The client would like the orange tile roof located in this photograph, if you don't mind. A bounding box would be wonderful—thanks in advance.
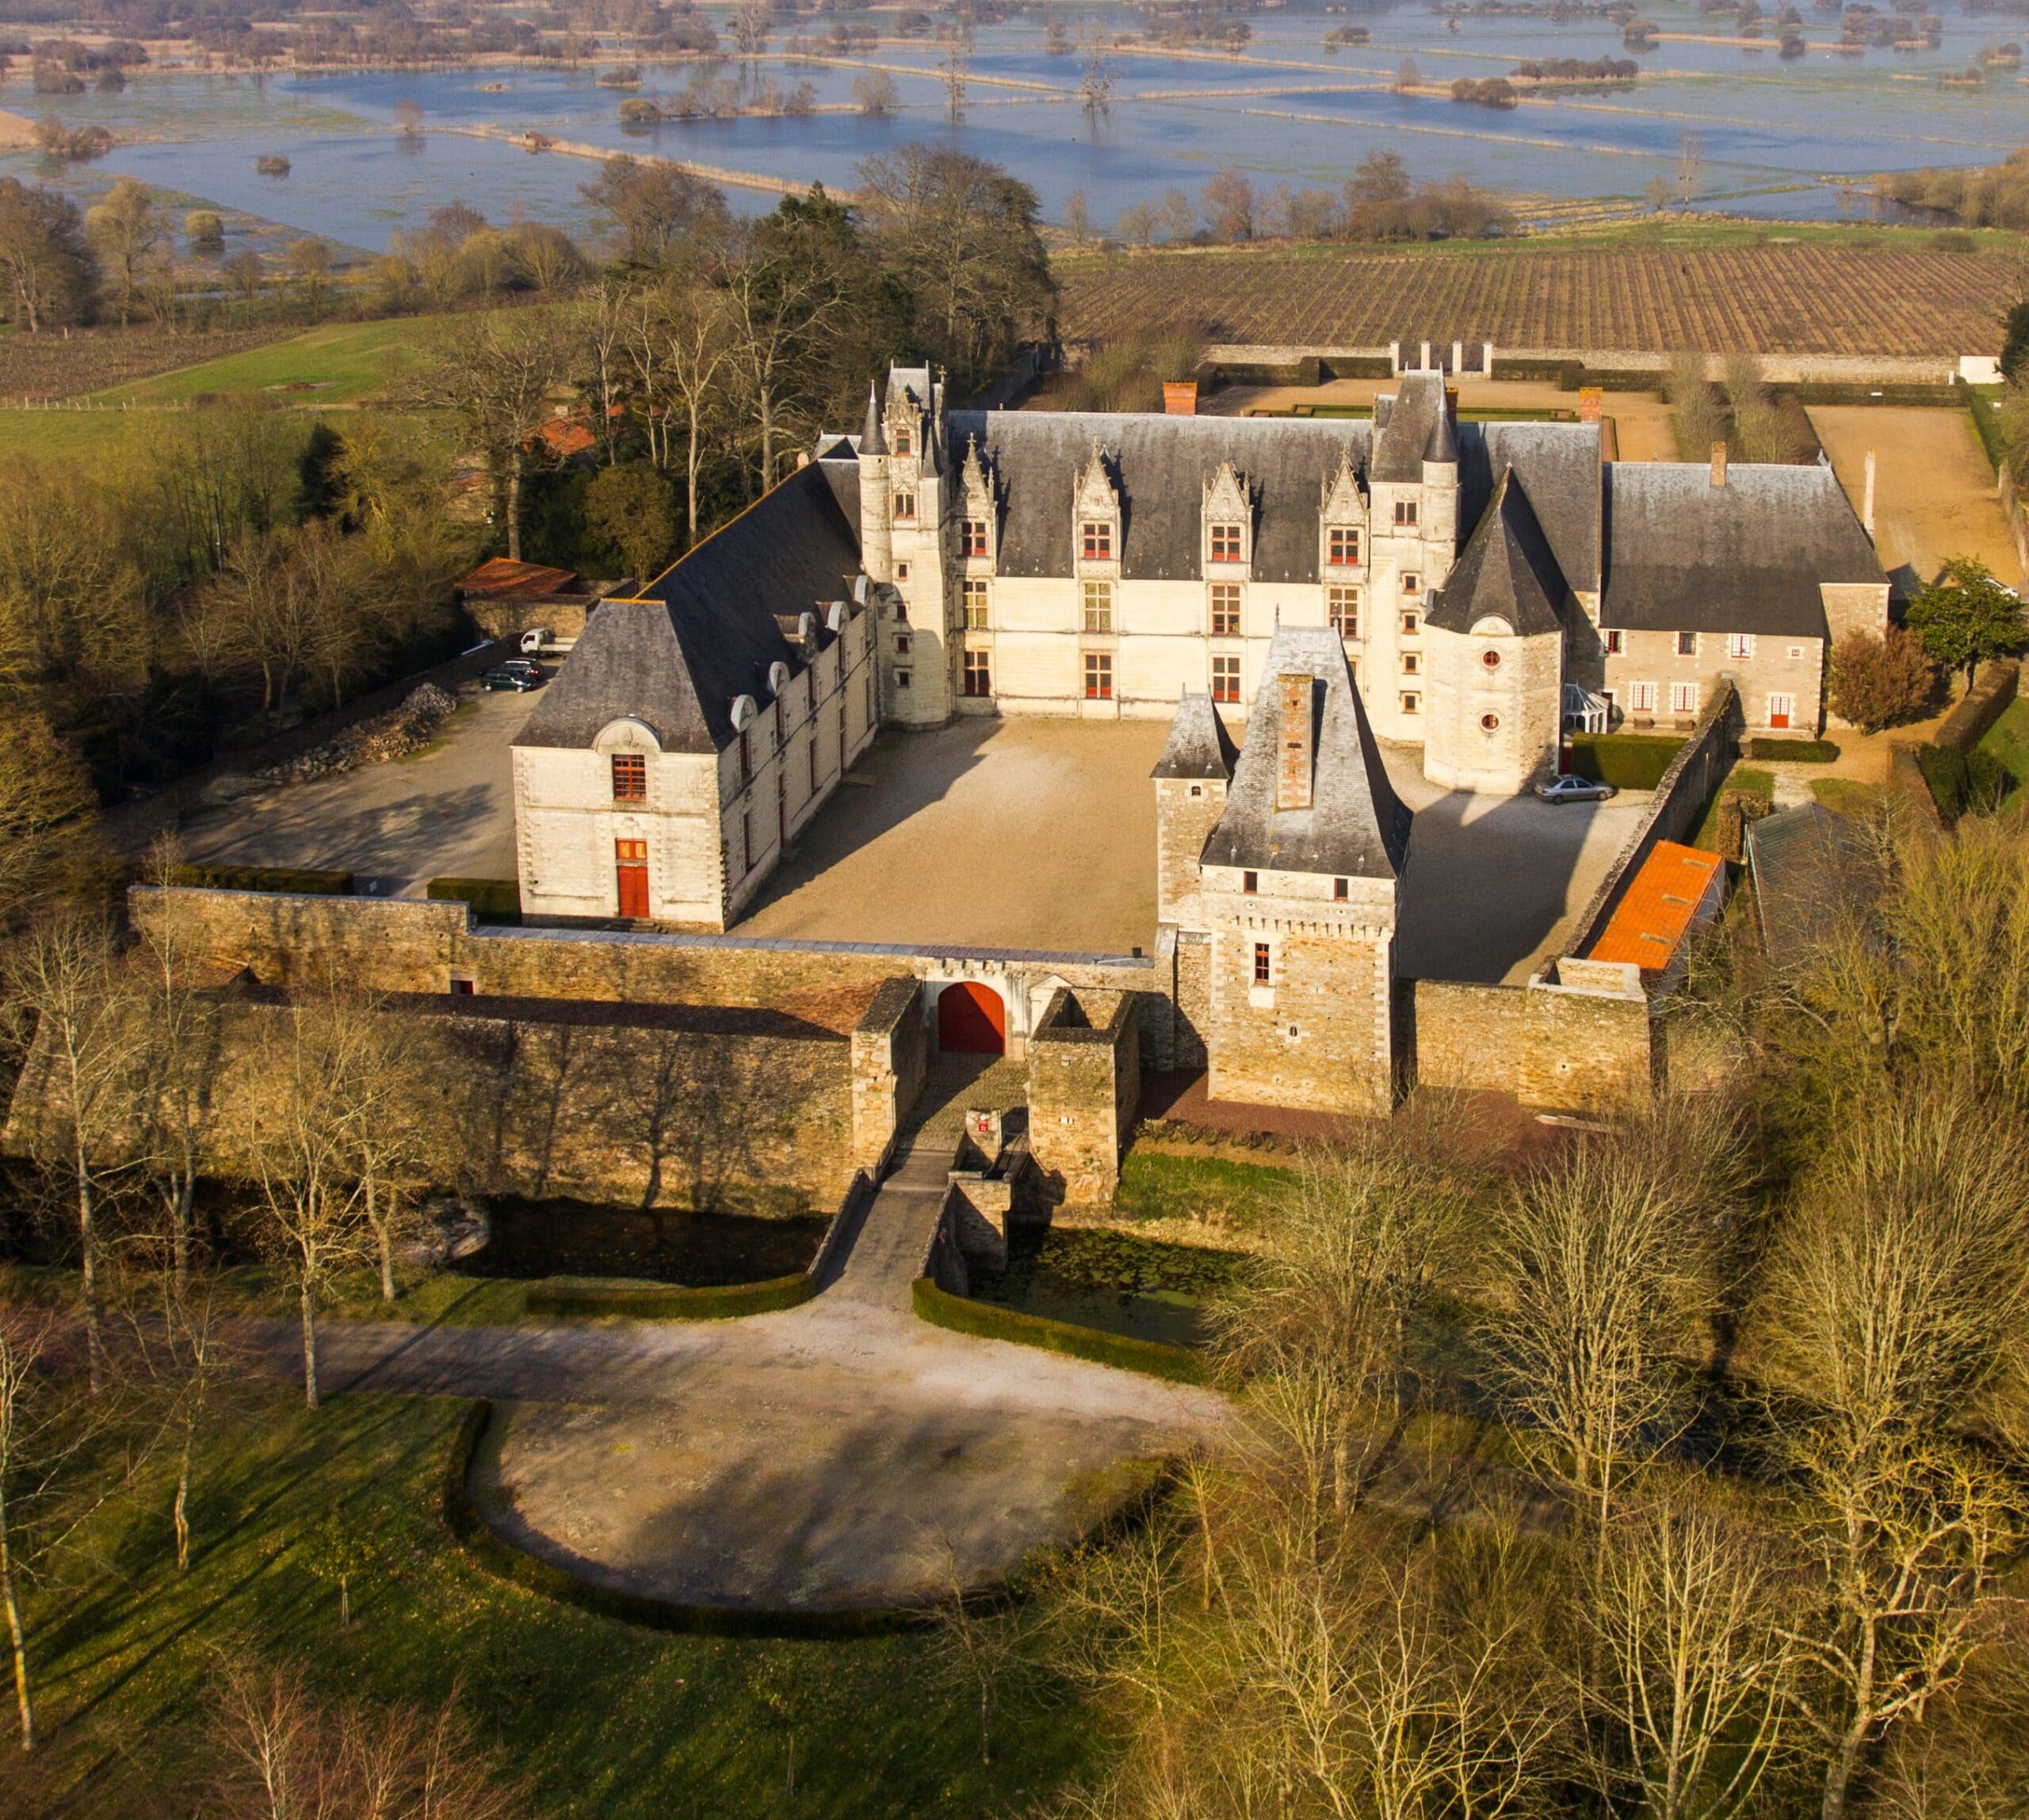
[459,557,579,598]
[529,418,598,458]
[1588,840,1725,975]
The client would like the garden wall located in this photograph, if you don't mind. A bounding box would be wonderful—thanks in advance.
[1411,969,1653,1114]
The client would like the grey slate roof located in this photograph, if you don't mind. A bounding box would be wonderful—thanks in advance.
[1371,372,1451,483]
[1746,801,1878,966]
[1151,691,1240,780]
[1602,463,1882,640]
[516,461,862,755]
[1201,627,1412,881]
[1463,422,1603,595]
[860,383,885,456]
[946,409,1374,584]
[1428,467,1571,637]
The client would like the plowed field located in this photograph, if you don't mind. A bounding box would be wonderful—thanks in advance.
[1056,243,2003,358]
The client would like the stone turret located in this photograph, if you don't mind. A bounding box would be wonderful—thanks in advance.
[1152,692,1239,925]
[858,381,893,584]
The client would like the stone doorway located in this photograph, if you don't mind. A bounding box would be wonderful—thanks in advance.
[936,981,1006,1054]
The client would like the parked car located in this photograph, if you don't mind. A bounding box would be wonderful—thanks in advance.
[480,660,545,692]
[1535,773,1618,804]
[519,628,578,656]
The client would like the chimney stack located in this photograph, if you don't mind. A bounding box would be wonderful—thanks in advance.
[1863,449,1877,536]
[1710,442,1727,488]
[1276,674,1315,812]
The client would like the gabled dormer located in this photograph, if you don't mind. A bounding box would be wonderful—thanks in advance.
[1318,446,1369,576]
[957,435,998,568]
[1202,460,1255,575]
[1073,444,1122,575]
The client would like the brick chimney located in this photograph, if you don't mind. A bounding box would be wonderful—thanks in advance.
[1710,442,1727,488]
[1276,674,1315,812]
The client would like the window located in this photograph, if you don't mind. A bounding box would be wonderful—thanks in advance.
[809,741,818,797]
[1630,680,1657,713]
[738,728,751,784]
[961,518,988,557]
[1728,633,1756,660]
[1189,784,1202,797]
[449,976,474,996]
[1253,941,1271,985]
[739,809,751,877]
[1393,499,1419,527]
[896,669,912,690]
[1400,607,1420,636]
[896,560,910,581]
[1328,586,1360,640]
[1209,521,1244,561]
[1333,877,1348,901]
[892,421,911,456]
[774,695,785,748]
[1401,652,1420,676]
[1787,644,1805,661]
[1481,712,1501,732]
[1083,652,1113,699]
[1212,654,1241,703]
[1676,630,1698,656]
[1243,870,1258,894]
[611,752,646,801]
[963,578,989,629]
[1082,580,1114,633]
[893,491,915,522]
[895,633,911,656]
[1400,691,1420,715]
[1209,583,1241,637]
[1081,520,1113,560]
[1671,681,1700,715]
[1400,573,1421,599]
[964,650,992,697]
[1604,629,1625,655]
[1481,648,1501,670]
[1328,526,1362,567]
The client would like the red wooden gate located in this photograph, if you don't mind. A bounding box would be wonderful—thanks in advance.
[936,981,1005,1054]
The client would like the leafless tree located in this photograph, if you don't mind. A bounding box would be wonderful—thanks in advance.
[1676,130,1706,207]
[645,281,735,543]
[337,1004,446,1307]
[940,26,969,121]
[720,257,841,491]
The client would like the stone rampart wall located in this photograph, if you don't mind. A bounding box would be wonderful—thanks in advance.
[1412,976,1653,1115]
[1028,988,1141,1204]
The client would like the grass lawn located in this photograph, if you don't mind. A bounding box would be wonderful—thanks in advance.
[90,317,433,406]
[21,1390,1100,1818]
[1114,1148,1298,1236]
[0,408,151,462]
[1976,697,2029,784]
[1689,766,1776,851]
[1810,776,1890,818]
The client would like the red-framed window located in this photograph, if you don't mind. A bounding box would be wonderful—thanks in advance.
[1083,652,1112,699]
[610,752,646,801]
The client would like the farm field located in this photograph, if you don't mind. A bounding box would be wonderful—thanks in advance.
[1056,239,2008,357]
[0,323,304,402]
[92,316,432,405]
[0,409,154,462]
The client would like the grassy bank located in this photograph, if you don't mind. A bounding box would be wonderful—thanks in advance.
[90,317,428,406]
[1113,1148,1299,1236]
[21,1390,1099,1817]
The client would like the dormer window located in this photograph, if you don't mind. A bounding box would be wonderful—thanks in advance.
[1328,526,1362,567]
[1209,522,1244,561]
[893,491,916,522]
[961,518,988,557]
[1394,499,1420,528]
[1081,520,1113,560]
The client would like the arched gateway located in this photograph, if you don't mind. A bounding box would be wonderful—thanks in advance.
[935,981,1006,1054]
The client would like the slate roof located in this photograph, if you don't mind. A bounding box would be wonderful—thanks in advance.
[1428,467,1570,637]
[1746,801,1878,965]
[1465,422,1603,595]
[1601,463,1882,639]
[516,462,862,755]
[1201,627,1412,881]
[946,409,1374,583]
[1371,371,1453,482]
[1151,692,1240,780]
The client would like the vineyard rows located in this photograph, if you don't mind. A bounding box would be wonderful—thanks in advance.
[1056,244,2002,358]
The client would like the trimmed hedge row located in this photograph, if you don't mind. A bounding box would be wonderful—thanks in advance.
[166,863,355,895]
[523,1272,815,1321]
[427,876,523,923]
[1966,385,2008,476]
[441,1401,924,1637]
[1567,732,1687,790]
[911,1277,1209,1386]
[1745,738,1840,763]
[1914,743,2013,820]
[1935,660,2019,752]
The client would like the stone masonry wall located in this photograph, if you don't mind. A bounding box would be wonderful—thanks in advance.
[1412,975,1653,1114]
[1027,987,1141,1204]
[850,977,927,1173]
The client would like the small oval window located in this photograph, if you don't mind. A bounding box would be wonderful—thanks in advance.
[1482,648,1502,670]
[1481,713,1501,732]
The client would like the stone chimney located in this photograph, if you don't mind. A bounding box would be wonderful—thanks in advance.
[1863,448,1877,536]
[1276,674,1315,812]
[1163,380,1198,416]
[1709,442,1727,488]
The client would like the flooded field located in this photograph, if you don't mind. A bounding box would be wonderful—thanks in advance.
[2,0,2023,247]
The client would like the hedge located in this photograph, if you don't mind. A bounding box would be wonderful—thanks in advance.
[1914,743,2013,820]
[1567,732,1687,790]
[166,863,354,896]
[911,1277,1209,1386]
[1966,384,2007,476]
[427,876,522,923]
[441,1401,925,1637]
[1745,738,1840,763]
[523,1272,815,1321]
[1934,660,2019,752]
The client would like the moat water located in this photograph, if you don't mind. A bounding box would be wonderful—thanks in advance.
[2,0,2019,250]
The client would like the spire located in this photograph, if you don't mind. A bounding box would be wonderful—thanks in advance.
[862,381,886,457]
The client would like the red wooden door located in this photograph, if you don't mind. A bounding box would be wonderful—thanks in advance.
[615,839,649,919]
[936,981,1005,1054]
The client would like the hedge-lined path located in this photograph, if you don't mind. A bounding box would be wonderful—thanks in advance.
[246,1177,1225,1611]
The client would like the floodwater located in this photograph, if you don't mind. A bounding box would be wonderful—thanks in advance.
[2,0,2023,249]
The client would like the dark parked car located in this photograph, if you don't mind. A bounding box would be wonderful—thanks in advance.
[1534,773,1618,805]
[480,660,545,692]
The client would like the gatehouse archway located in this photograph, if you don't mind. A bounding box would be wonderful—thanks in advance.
[936,981,1006,1055]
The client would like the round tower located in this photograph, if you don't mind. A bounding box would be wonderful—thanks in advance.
[856,380,893,584]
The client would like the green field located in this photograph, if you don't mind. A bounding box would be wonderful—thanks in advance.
[1977,697,2029,784]
[23,1390,1096,1818]
[0,408,153,462]
[90,317,430,406]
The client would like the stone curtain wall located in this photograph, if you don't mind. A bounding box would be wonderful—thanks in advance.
[850,977,927,1175]
[5,991,856,1214]
[1028,988,1141,1204]
[1412,974,1653,1115]
[1564,680,1744,963]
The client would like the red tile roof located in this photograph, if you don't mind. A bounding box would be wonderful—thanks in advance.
[529,419,598,459]
[459,557,579,598]
[1588,840,1725,975]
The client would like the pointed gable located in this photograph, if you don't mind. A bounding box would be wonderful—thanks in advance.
[1202,457,1254,525]
[1319,447,1368,524]
[1427,466,1569,637]
[1202,627,1412,880]
[1152,691,1239,780]
[960,434,996,516]
[1074,444,1121,528]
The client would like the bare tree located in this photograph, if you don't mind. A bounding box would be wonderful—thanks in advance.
[1676,130,1706,207]
[853,68,898,114]
[720,256,841,491]
[134,834,218,1285]
[338,1004,446,1307]
[651,281,736,544]
[940,26,969,122]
